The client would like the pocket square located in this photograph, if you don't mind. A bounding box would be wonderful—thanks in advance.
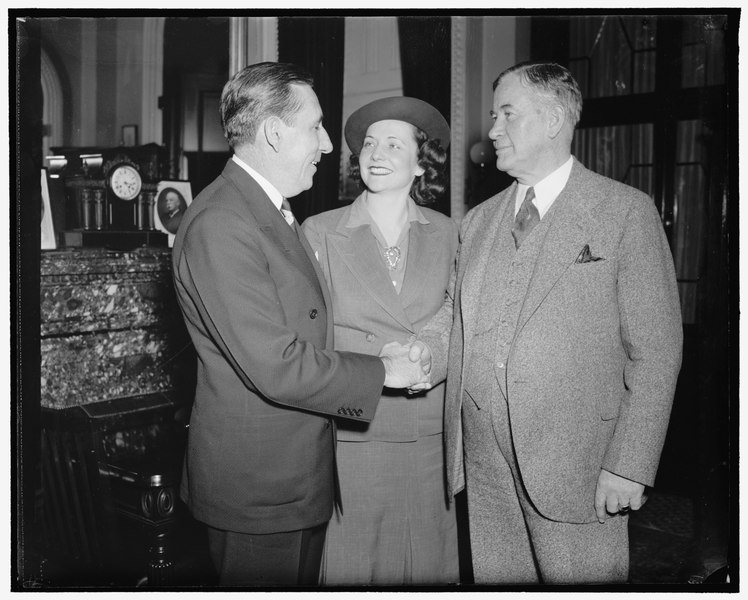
[576,244,604,263]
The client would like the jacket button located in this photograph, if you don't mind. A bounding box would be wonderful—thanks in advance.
[366,333,375,342]
[309,309,318,319]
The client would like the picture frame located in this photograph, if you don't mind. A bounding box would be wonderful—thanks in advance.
[40,168,57,249]
[121,124,138,147]
[153,180,192,246]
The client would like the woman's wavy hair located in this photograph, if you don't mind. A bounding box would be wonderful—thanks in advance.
[348,126,448,206]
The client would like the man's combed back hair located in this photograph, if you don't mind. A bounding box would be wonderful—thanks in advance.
[493,62,583,129]
[220,61,315,149]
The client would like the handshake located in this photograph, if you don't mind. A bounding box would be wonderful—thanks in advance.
[379,341,433,391]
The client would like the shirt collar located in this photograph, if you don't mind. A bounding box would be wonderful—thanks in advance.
[345,193,431,229]
[232,155,285,211]
[515,155,574,219]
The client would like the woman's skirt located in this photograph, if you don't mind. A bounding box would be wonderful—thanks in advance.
[320,433,459,586]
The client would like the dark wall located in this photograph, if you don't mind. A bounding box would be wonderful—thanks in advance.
[278,17,345,223]
[162,16,230,188]
[14,16,43,589]
[398,16,453,216]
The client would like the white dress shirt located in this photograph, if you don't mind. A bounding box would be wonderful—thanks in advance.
[514,155,574,219]
[232,155,286,213]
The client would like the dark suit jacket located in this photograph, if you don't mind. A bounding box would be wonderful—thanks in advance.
[302,197,459,441]
[420,158,683,524]
[172,159,385,534]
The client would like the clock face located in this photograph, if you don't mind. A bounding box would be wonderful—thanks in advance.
[109,164,142,201]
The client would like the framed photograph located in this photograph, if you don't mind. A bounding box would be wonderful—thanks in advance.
[40,168,57,249]
[121,124,138,147]
[154,180,192,246]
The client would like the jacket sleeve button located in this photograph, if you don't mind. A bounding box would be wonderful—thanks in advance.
[309,308,318,319]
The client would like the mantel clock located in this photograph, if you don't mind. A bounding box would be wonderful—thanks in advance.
[107,161,143,202]
[52,145,169,250]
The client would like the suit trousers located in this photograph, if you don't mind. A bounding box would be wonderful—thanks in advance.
[462,392,629,584]
[207,523,327,587]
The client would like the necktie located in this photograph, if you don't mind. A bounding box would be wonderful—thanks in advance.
[280,198,295,227]
[512,187,539,249]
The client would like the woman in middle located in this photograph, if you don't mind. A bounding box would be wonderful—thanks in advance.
[302,96,459,586]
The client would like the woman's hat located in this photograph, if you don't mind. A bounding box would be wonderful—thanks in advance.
[344,96,450,155]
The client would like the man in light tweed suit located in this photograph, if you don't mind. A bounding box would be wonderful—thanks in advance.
[410,62,682,583]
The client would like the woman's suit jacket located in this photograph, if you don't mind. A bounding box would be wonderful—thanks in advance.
[302,196,459,441]
[421,158,683,524]
[172,160,385,535]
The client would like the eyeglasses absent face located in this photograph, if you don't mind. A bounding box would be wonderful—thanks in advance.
[359,119,424,196]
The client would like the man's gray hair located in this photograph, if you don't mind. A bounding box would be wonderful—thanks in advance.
[493,62,583,129]
[220,61,315,149]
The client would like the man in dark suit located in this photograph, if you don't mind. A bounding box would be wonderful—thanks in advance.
[411,62,683,583]
[172,62,425,587]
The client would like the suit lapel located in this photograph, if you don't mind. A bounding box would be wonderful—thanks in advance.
[515,161,600,335]
[329,218,415,332]
[461,186,517,337]
[296,221,335,344]
[262,217,327,301]
[398,220,437,314]
[222,160,325,301]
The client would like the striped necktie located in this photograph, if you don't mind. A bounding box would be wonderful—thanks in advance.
[280,198,295,227]
[512,187,539,249]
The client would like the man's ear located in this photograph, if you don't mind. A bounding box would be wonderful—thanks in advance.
[547,104,566,139]
[263,116,283,152]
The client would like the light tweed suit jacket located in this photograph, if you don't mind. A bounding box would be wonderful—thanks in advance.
[420,158,683,524]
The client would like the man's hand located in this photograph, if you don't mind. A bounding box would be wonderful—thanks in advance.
[594,469,647,523]
[406,341,433,392]
[379,342,431,389]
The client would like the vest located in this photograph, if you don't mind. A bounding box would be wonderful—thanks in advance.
[464,193,561,403]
